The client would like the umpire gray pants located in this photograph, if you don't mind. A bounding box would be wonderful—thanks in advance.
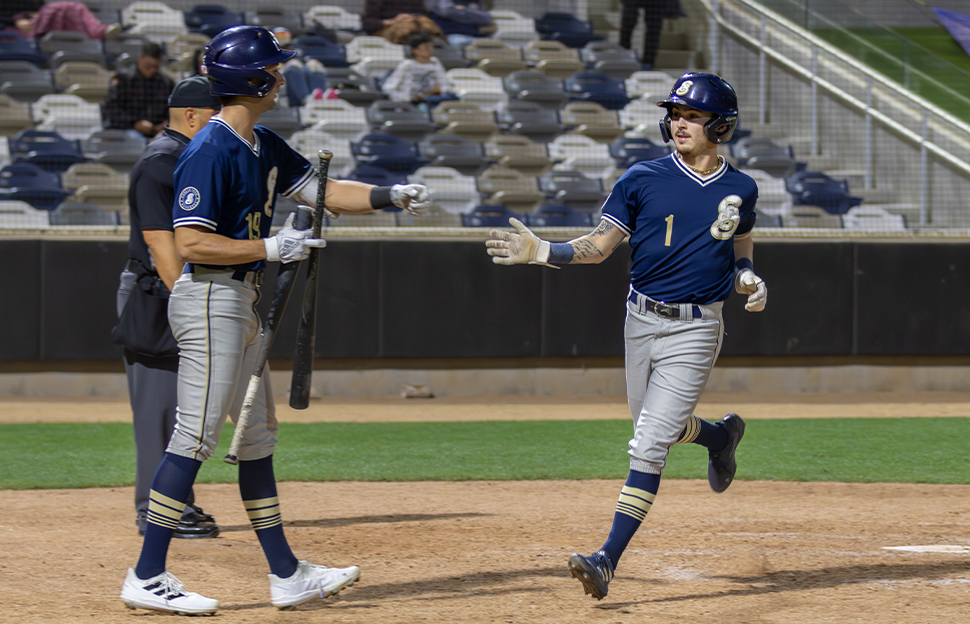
[118,271,195,521]
[624,294,724,475]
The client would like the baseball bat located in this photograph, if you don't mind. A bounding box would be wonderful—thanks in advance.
[223,205,315,465]
[288,150,332,410]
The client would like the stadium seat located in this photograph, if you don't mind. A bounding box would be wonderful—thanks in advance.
[9,130,87,172]
[0,61,55,102]
[781,205,843,228]
[81,130,147,170]
[563,71,630,110]
[346,36,404,78]
[351,134,428,172]
[785,169,863,215]
[754,214,782,228]
[432,101,499,142]
[49,201,120,226]
[366,100,436,142]
[483,135,552,176]
[742,168,792,218]
[580,42,640,80]
[534,13,601,49]
[39,31,106,69]
[32,94,103,141]
[463,40,528,78]
[432,39,472,71]
[445,68,508,112]
[609,137,670,167]
[495,99,564,143]
[417,134,490,176]
[461,203,521,227]
[522,40,583,79]
[255,106,303,140]
[0,31,46,65]
[321,67,385,107]
[624,71,674,98]
[548,134,614,179]
[61,162,130,212]
[730,137,798,178]
[489,10,538,49]
[245,7,304,34]
[559,102,624,143]
[525,203,593,227]
[618,96,664,131]
[184,5,245,37]
[502,70,567,108]
[842,206,906,230]
[408,166,479,214]
[0,162,73,210]
[303,5,363,32]
[105,34,152,70]
[287,128,353,176]
[0,199,50,228]
[0,95,34,137]
[121,1,189,40]
[301,98,368,140]
[347,164,407,186]
[291,36,348,68]
[477,166,544,213]
[538,170,606,212]
[54,62,113,103]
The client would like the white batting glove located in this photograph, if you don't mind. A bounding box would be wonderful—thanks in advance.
[264,212,327,263]
[485,217,558,269]
[735,268,767,312]
[390,183,431,215]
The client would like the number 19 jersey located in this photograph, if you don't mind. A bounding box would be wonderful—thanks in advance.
[601,153,759,305]
[172,117,314,272]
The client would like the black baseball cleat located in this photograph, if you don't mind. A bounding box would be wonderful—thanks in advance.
[708,413,746,493]
[138,506,220,539]
[568,550,614,600]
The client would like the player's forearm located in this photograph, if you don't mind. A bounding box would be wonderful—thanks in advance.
[295,178,375,214]
[733,235,753,263]
[551,218,627,265]
[174,226,268,265]
[143,229,184,291]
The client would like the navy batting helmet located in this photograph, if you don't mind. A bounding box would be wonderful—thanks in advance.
[202,25,296,98]
[657,73,739,144]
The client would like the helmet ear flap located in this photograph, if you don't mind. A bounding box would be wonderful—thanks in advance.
[659,113,672,143]
[703,113,738,144]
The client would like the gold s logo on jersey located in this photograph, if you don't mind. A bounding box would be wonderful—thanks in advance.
[710,195,741,240]
[676,81,693,95]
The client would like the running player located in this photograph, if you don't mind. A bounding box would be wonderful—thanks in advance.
[120,25,430,615]
[485,73,767,601]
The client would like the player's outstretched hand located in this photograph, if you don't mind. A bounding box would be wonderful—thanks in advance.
[265,212,327,264]
[485,218,558,268]
[391,184,431,215]
[735,268,767,312]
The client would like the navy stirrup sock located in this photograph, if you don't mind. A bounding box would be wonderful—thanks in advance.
[135,453,202,579]
[239,455,298,579]
[677,414,729,451]
[600,470,661,570]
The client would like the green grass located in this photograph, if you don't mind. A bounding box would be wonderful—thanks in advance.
[1,419,968,490]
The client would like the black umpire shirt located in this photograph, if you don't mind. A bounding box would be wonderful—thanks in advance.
[104,66,174,130]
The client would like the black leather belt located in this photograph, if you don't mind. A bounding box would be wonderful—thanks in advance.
[628,289,703,320]
[183,264,264,287]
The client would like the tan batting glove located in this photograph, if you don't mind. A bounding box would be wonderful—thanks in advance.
[735,268,767,312]
[485,217,558,269]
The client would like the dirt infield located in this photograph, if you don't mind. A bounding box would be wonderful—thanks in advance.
[2,394,969,623]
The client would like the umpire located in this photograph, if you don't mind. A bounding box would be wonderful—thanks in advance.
[114,76,221,539]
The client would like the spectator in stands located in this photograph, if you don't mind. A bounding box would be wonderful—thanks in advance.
[10,1,121,40]
[1,0,41,33]
[272,27,328,107]
[104,42,175,138]
[362,0,444,44]
[382,33,448,106]
[619,0,683,69]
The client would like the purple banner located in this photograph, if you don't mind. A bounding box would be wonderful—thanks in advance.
[935,7,970,58]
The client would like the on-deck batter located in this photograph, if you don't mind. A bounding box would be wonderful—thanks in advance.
[119,25,431,616]
[485,72,768,601]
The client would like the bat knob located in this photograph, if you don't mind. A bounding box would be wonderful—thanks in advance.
[223,454,239,465]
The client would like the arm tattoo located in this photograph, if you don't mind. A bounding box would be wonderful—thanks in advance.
[567,219,620,263]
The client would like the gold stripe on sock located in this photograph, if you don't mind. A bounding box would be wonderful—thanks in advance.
[244,497,283,530]
[244,496,279,511]
[615,485,655,521]
[675,415,702,444]
[251,513,282,530]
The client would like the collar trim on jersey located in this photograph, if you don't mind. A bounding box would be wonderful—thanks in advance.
[671,152,727,186]
[211,117,260,156]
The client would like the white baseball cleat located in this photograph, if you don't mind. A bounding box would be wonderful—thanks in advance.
[120,568,219,615]
[269,560,361,609]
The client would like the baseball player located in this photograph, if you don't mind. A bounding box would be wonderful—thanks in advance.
[485,73,767,601]
[116,75,221,541]
[120,25,431,616]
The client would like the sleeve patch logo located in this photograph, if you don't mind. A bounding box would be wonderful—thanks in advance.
[179,187,201,211]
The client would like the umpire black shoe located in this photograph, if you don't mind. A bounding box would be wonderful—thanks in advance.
[137,507,220,539]
[708,413,745,493]
[568,550,614,600]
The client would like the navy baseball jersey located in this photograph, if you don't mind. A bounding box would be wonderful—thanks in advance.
[173,117,314,271]
[602,153,758,304]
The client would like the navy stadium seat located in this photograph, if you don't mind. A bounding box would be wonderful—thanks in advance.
[351,134,428,172]
[0,31,46,65]
[503,70,567,108]
[184,5,245,37]
[534,13,601,49]
[0,162,73,210]
[461,204,521,227]
[10,130,87,173]
[496,100,564,143]
[366,100,436,142]
[291,36,348,68]
[785,169,863,215]
[417,134,490,176]
[609,137,670,168]
[525,204,593,227]
[347,164,408,186]
[563,71,629,110]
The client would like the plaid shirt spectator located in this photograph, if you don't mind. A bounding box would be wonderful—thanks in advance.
[104,44,174,134]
